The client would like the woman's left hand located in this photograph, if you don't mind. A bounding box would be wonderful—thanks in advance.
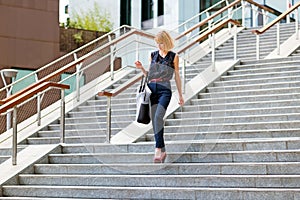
[178,95,184,106]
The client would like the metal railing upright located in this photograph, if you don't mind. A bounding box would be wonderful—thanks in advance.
[252,1,300,59]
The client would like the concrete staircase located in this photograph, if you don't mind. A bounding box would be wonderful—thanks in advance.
[189,22,297,72]
[1,22,300,199]
[18,22,298,147]
[2,56,300,199]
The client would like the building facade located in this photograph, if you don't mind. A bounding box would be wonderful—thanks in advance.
[61,0,300,31]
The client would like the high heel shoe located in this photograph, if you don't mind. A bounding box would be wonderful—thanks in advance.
[153,152,167,163]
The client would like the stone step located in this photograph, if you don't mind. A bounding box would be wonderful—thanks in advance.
[67,108,136,117]
[61,137,300,154]
[186,99,300,110]
[37,128,113,136]
[0,155,11,164]
[228,65,300,76]
[220,69,300,81]
[174,106,300,118]
[164,120,300,133]
[146,129,300,141]
[2,185,300,199]
[47,120,131,131]
[26,136,107,145]
[17,174,300,188]
[166,113,300,125]
[47,149,300,164]
[234,60,300,70]
[0,197,103,200]
[33,162,300,175]
[213,75,300,87]
[76,102,136,111]
[192,93,300,105]
[199,87,300,98]
[62,114,135,124]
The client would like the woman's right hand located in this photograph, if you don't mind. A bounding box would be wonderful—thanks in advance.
[135,61,143,69]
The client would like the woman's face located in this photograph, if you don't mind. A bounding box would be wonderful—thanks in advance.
[156,42,165,51]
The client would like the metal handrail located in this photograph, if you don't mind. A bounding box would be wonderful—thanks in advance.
[252,1,300,59]
[0,82,70,165]
[98,72,144,142]
[177,19,240,54]
[172,0,229,33]
[0,0,280,162]
[175,0,274,41]
[0,25,136,95]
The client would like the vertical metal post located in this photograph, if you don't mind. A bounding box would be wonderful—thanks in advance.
[287,0,291,23]
[110,45,115,81]
[208,20,212,48]
[256,34,260,60]
[296,9,299,40]
[5,79,13,131]
[12,107,17,165]
[182,55,186,94]
[277,23,280,55]
[262,10,268,26]
[228,7,232,31]
[37,93,41,126]
[60,89,66,144]
[76,63,82,102]
[211,33,216,72]
[136,35,140,61]
[6,92,11,130]
[106,96,112,143]
[233,25,237,60]
[108,34,115,81]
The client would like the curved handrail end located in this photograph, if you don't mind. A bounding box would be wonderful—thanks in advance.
[98,91,113,97]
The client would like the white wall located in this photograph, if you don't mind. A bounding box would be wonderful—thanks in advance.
[59,0,70,24]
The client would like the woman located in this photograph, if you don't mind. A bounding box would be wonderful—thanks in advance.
[135,30,184,163]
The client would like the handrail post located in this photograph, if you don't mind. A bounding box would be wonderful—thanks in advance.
[110,45,116,81]
[37,93,41,126]
[136,35,140,61]
[234,24,237,60]
[12,106,17,165]
[73,53,83,102]
[182,54,186,94]
[60,88,66,144]
[277,23,280,55]
[256,34,260,60]
[108,34,116,81]
[296,9,299,40]
[211,32,216,72]
[76,62,83,102]
[208,19,212,48]
[262,10,268,26]
[106,96,112,143]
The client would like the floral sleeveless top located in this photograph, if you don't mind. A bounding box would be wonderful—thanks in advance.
[148,50,176,82]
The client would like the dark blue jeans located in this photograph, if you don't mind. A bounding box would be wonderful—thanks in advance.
[148,81,172,152]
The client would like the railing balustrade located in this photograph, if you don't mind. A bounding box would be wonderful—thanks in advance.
[0,82,70,165]
[252,1,300,59]
[0,0,289,163]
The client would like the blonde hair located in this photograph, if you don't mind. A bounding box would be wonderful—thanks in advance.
[154,30,174,51]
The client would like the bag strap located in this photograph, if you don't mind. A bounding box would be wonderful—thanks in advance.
[139,74,148,93]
